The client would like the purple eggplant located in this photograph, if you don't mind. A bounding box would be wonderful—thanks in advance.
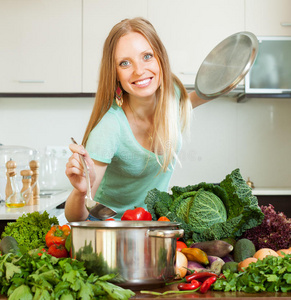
[190,240,233,257]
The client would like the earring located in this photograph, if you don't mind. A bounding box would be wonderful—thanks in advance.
[115,84,123,107]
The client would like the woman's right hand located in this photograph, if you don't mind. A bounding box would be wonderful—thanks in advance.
[65,143,96,194]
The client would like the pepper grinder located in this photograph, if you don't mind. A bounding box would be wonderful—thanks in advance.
[20,169,33,205]
[5,160,17,202]
[29,160,40,205]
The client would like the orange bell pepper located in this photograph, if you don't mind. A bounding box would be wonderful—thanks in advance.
[45,224,71,248]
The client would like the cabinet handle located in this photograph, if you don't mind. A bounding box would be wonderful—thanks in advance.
[280,22,291,27]
[18,80,45,83]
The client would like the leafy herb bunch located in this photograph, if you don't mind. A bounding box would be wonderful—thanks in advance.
[1,211,59,253]
[0,252,135,299]
[214,254,291,293]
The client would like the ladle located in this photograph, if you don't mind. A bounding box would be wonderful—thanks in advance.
[71,137,117,220]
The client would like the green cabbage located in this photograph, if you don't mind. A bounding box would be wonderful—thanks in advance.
[145,168,264,242]
[174,190,227,232]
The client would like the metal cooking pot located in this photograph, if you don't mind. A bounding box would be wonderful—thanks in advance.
[69,221,184,289]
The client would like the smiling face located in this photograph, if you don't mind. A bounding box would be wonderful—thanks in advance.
[115,32,161,102]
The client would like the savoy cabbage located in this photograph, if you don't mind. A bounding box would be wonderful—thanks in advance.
[144,168,264,242]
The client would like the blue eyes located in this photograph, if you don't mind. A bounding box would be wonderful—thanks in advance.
[120,61,130,67]
[144,53,153,60]
[119,53,153,67]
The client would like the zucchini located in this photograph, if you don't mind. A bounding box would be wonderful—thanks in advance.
[0,236,22,256]
[190,240,233,257]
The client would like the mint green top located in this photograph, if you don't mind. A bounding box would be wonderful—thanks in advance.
[86,101,182,219]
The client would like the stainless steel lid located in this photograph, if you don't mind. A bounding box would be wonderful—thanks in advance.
[195,31,259,100]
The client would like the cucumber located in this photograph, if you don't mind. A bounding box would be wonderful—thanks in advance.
[233,238,256,262]
[190,240,233,257]
[0,236,22,256]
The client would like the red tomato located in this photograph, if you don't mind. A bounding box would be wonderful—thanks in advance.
[105,218,115,221]
[176,241,187,252]
[48,244,69,258]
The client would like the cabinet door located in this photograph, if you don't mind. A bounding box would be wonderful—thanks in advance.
[148,0,245,86]
[0,0,82,93]
[245,0,291,36]
[82,0,148,93]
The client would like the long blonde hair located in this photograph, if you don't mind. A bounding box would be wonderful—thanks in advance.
[82,17,191,172]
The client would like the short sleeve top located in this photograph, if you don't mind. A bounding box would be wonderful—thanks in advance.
[86,97,182,219]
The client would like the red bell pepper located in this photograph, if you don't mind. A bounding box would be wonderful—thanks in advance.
[45,224,71,248]
[121,207,152,221]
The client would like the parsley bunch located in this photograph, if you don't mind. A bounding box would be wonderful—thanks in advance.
[0,252,135,299]
[213,254,291,293]
[1,211,59,253]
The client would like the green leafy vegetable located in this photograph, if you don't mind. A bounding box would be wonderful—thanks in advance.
[1,211,59,253]
[145,168,264,241]
[242,204,291,251]
[213,254,291,293]
[0,252,135,299]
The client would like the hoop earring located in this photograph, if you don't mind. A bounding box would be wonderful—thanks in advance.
[115,84,123,107]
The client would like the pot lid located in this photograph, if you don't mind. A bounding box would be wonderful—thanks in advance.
[195,31,259,100]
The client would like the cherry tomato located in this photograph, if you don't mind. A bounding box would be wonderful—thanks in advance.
[105,218,115,221]
[176,240,187,252]
[157,216,170,221]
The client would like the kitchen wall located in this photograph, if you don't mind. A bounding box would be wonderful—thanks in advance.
[1,95,291,189]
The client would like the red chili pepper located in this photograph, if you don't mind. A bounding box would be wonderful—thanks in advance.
[45,225,71,248]
[121,207,152,221]
[37,248,47,256]
[199,276,217,294]
[185,271,218,283]
[178,279,201,291]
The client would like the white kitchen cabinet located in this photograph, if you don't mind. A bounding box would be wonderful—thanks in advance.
[147,0,245,86]
[82,0,148,93]
[0,0,82,93]
[245,0,291,36]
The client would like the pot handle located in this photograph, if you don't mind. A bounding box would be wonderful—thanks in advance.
[146,229,184,238]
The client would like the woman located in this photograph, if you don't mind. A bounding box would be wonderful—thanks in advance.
[65,17,209,221]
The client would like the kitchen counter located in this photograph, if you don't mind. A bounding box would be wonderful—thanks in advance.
[0,189,70,220]
[0,189,71,234]
[133,291,291,299]
[252,188,291,196]
[0,283,290,300]
[131,284,291,299]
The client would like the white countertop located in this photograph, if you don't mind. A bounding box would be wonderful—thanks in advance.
[0,190,71,220]
[252,188,291,196]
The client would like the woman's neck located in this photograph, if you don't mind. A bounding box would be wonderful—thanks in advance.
[124,93,156,121]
